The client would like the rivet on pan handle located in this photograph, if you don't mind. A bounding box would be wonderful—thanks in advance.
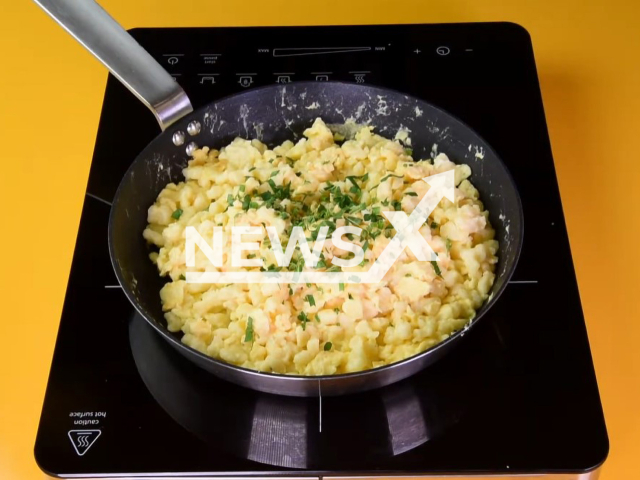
[33,0,193,131]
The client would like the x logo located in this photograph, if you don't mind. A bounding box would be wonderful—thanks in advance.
[364,170,455,283]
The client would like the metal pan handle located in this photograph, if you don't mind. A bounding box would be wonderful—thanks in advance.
[34,0,193,131]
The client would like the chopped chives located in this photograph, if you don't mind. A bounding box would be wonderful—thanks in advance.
[431,261,442,277]
[244,317,254,342]
[297,312,309,330]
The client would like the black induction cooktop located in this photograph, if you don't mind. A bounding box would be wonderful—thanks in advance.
[34,23,608,479]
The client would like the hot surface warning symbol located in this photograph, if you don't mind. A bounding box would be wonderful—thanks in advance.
[68,429,101,456]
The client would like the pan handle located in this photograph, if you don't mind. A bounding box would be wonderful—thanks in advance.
[34,0,193,131]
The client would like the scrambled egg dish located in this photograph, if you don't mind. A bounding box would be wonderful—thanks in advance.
[143,118,498,375]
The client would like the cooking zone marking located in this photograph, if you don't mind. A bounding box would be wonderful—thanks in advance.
[85,192,112,206]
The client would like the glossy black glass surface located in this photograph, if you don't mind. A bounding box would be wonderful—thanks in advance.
[35,23,608,478]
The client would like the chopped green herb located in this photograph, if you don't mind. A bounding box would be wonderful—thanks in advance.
[297,312,309,330]
[339,283,344,291]
[324,342,333,351]
[239,185,246,192]
[348,293,353,300]
[289,286,294,296]
[179,274,186,280]
[445,238,452,252]
[431,260,442,277]
[404,148,413,156]
[171,208,183,220]
[381,173,403,183]
[227,194,234,204]
[431,221,439,229]
[244,317,254,342]
[405,191,418,197]
[270,170,279,178]
[333,132,346,141]
[248,167,256,172]
[347,176,361,192]
[247,254,256,259]
[306,294,316,307]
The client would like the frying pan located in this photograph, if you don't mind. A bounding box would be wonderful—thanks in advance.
[36,0,523,396]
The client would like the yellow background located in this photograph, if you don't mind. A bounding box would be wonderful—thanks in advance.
[1,0,638,478]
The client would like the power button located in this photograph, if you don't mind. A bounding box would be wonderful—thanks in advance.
[436,46,451,56]
[162,54,184,66]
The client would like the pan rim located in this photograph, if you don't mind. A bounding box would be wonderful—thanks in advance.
[108,80,524,386]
